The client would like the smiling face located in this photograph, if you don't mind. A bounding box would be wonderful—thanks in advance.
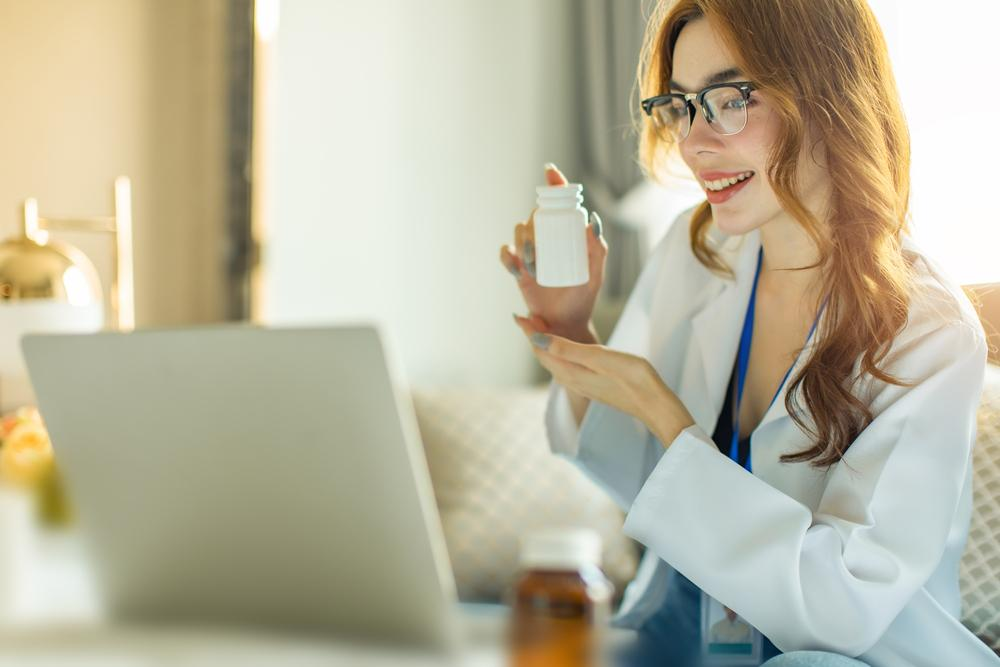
[670,17,831,237]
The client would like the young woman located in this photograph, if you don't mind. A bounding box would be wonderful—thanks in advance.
[499,1,997,666]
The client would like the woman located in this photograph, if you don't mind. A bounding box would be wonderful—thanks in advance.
[499,1,997,666]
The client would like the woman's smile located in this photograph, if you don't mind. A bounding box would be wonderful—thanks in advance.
[700,170,756,204]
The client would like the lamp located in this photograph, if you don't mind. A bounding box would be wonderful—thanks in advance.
[0,177,134,412]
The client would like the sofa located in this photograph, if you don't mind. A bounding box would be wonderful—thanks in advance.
[410,364,1000,656]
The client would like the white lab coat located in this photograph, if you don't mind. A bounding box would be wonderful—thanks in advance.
[545,205,999,666]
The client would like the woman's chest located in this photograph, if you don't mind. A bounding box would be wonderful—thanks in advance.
[738,291,818,438]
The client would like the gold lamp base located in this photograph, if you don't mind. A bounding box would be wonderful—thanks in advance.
[0,177,133,412]
[2,176,135,330]
[0,236,102,306]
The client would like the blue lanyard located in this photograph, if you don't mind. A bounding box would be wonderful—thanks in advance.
[730,248,825,472]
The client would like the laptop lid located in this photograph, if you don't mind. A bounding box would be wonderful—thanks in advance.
[21,323,459,650]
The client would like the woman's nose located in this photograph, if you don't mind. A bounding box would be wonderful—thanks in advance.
[681,106,724,156]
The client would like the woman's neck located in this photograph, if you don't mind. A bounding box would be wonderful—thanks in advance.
[760,216,819,271]
[757,213,826,306]
[758,175,833,290]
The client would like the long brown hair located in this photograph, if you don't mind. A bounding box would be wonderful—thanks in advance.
[636,0,913,468]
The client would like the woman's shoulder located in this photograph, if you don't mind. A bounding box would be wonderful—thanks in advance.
[901,236,984,343]
[854,238,986,412]
[866,237,989,393]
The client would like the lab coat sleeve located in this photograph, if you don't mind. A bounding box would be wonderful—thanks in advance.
[544,380,663,512]
[620,320,987,656]
[542,213,690,511]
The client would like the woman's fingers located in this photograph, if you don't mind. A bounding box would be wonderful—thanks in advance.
[500,245,521,278]
[545,162,568,186]
[587,211,608,284]
[589,211,606,248]
[514,222,526,260]
[513,313,592,382]
[513,312,550,333]
[528,313,550,332]
[500,245,523,279]
[520,213,536,279]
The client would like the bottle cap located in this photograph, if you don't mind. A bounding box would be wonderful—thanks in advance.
[519,528,602,571]
[536,183,584,210]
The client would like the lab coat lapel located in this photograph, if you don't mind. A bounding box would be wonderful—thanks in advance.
[681,229,761,434]
[755,301,827,435]
[750,313,829,507]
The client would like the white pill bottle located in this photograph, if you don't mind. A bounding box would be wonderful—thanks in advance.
[534,183,590,287]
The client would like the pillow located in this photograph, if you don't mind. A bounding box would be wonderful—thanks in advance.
[410,385,639,604]
[960,363,1000,652]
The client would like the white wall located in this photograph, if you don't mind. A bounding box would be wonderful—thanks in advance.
[867,0,1000,285]
[262,0,583,386]
[0,0,228,327]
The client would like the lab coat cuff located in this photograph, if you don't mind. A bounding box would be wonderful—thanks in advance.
[544,381,583,458]
[669,423,717,450]
[622,424,737,544]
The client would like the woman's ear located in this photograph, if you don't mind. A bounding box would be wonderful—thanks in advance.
[804,119,830,171]
[809,139,830,172]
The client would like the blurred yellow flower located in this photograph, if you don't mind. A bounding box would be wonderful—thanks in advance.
[0,420,54,487]
[15,406,41,422]
[1,406,43,440]
[0,415,17,439]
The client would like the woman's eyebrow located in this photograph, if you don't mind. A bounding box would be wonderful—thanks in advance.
[668,67,743,93]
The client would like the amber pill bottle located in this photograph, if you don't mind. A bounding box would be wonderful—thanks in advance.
[507,528,614,667]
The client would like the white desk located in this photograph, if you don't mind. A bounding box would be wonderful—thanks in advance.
[0,529,634,666]
[0,528,509,666]
[0,623,508,666]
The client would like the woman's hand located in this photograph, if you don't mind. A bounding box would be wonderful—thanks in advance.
[499,163,608,341]
[513,317,696,448]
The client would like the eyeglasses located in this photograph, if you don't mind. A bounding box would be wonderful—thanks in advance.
[641,81,757,141]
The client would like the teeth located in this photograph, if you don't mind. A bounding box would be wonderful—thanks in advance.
[705,171,754,192]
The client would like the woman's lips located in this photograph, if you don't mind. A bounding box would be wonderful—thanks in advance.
[704,173,754,204]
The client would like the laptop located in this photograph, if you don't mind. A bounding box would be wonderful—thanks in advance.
[21,323,484,655]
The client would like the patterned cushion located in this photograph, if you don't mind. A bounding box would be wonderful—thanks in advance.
[961,364,1000,652]
[410,385,639,603]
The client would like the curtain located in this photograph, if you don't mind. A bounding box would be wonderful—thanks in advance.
[572,0,703,338]
[573,0,648,302]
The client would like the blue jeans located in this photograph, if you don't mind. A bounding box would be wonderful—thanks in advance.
[612,570,869,667]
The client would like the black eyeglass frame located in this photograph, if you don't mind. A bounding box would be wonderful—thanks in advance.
[640,81,757,138]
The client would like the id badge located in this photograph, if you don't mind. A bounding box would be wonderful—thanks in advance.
[700,590,763,666]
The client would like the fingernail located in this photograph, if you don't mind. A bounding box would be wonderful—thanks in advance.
[530,333,551,350]
[590,211,603,240]
[508,264,522,279]
[544,162,557,172]
[512,313,520,324]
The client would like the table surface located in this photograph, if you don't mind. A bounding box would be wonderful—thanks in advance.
[0,623,508,666]
[0,527,633,666]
